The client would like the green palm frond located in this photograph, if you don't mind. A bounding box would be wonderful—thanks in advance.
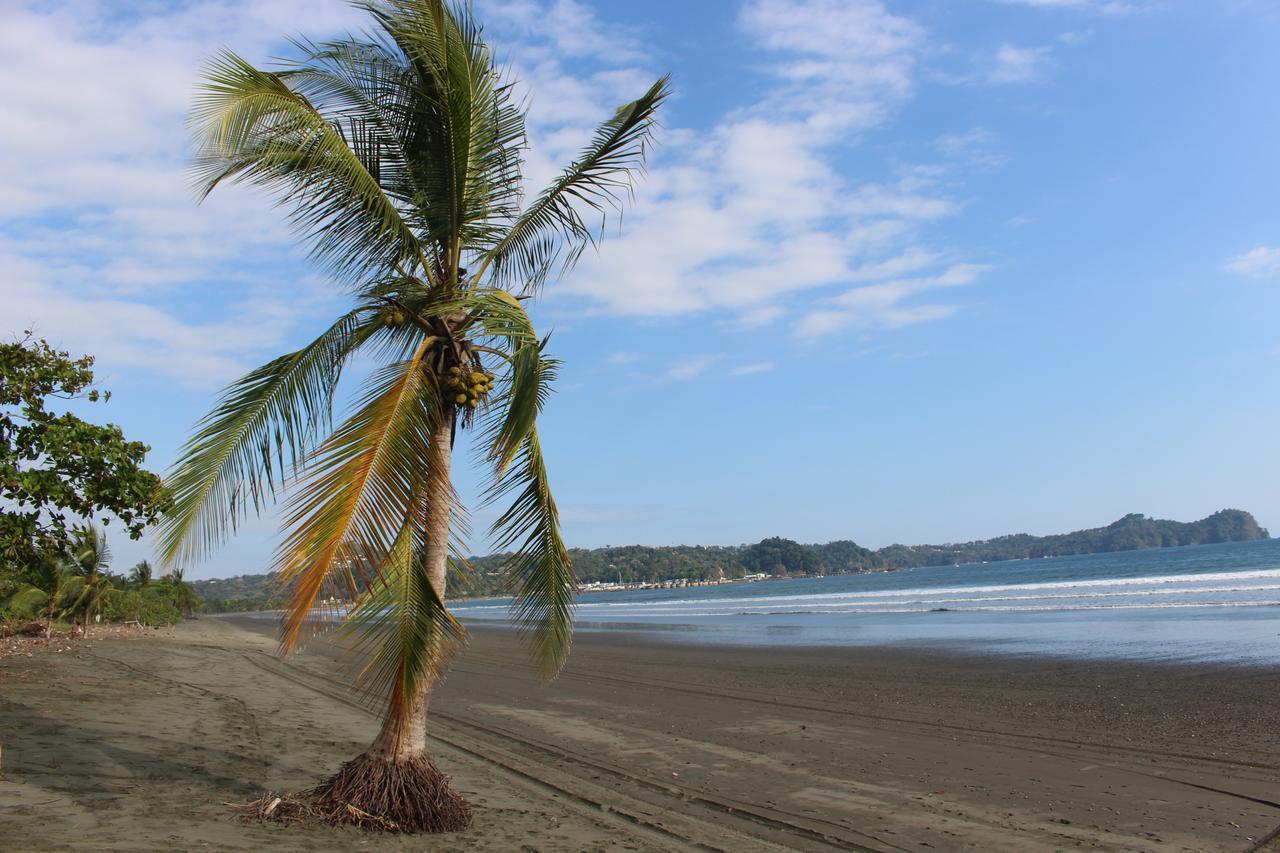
[275,344,442,653]
[129,560,152,586]
[465,291,555,472]
[191,50,432,280]
[67,524,111,576]
[158,309,377,565]
[487,341,556,474]
[359,0,526,276]
[54,574,88,615]
[484,428,574,676]
[477,75,671,293]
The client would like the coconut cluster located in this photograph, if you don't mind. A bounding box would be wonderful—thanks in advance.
[379,305,408,326]
[444,364,493,408]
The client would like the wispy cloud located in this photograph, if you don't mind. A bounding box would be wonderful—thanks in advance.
[606,351,642,365]
[936,128,1007,170]
[797,263,987,339]
[666,354,724,382]
[1225,246,1280,278]
[731,361,776,376]
[988,43,1051,84]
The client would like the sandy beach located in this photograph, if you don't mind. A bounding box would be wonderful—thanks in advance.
[2,616,1279,851]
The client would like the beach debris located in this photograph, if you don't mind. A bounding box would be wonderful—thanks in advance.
[0,621,47,638]
[229,793,315,826]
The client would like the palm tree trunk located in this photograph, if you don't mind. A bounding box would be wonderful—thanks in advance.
[367,416,453,760]
[309,417,471,832]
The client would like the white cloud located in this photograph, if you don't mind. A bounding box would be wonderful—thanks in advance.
[606,351,641,365]
[796,263,987,339]
[0,0,990,388]
[738,0,923,130]
[2,243,321,384]
[734,305,787,329]
[480,0,645,64]
[988,44,1051,84]
[1225,246,1280,278]
[666,354,724,382]
[937,128,1007,170]
[527,0,984,338]
[731,362,776,376]
[0,0,364,384]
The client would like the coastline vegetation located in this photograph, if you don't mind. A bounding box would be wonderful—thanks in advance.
[191,508,1268,609]
[0,334,174,634]
[1,524,200,634]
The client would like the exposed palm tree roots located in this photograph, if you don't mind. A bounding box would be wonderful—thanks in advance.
[233,754,472,833]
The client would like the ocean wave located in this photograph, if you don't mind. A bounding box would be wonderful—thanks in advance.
[566,583,1280,614]
[568,568,1280,610]
[566,601,1280,618]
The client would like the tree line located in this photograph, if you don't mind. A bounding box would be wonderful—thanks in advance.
[188,509,1268,608]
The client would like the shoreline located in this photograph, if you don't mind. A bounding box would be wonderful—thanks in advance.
[3,616,1279,850]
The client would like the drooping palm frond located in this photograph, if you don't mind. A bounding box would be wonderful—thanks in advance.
[275,344,443,653]
[158,309,378,565]
[484,428,574,676]
[477,75,671,293]
[342,491,465,727]
[191,50,432,280]
[463,291,555,472]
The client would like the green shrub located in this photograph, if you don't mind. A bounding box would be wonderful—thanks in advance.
[98,587,141,622]
[94,586,182,626]
[1,584,49,620]
[137,586,182,626]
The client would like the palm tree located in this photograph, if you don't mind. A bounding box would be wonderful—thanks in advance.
[159,0,667,832]
[160,567,200,618]
[129,559,153,587]
[60,523,112,635]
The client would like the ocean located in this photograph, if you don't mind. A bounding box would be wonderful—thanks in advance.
[450,538,1280,664]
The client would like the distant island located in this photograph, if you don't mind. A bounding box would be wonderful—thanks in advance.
[192,509,1268,611]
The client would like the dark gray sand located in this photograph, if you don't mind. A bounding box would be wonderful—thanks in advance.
[2,616,1279,851]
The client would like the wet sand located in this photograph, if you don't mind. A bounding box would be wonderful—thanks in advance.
[2,616,1279,851]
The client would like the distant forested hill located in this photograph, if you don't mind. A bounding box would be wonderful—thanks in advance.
[873,509,1269,569]
[192,509,1268,609]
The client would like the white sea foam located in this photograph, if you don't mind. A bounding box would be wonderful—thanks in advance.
[574,600,1280,617]
[567,568,1280,611]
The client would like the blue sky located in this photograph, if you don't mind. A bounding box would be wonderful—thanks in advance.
[3,0,1279,579]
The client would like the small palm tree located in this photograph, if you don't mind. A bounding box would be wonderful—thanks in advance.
[160,567,200,618]
[159,0,666,832]
[129,559,153,587]
[23,540,66,634]
[60,524,112,634]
